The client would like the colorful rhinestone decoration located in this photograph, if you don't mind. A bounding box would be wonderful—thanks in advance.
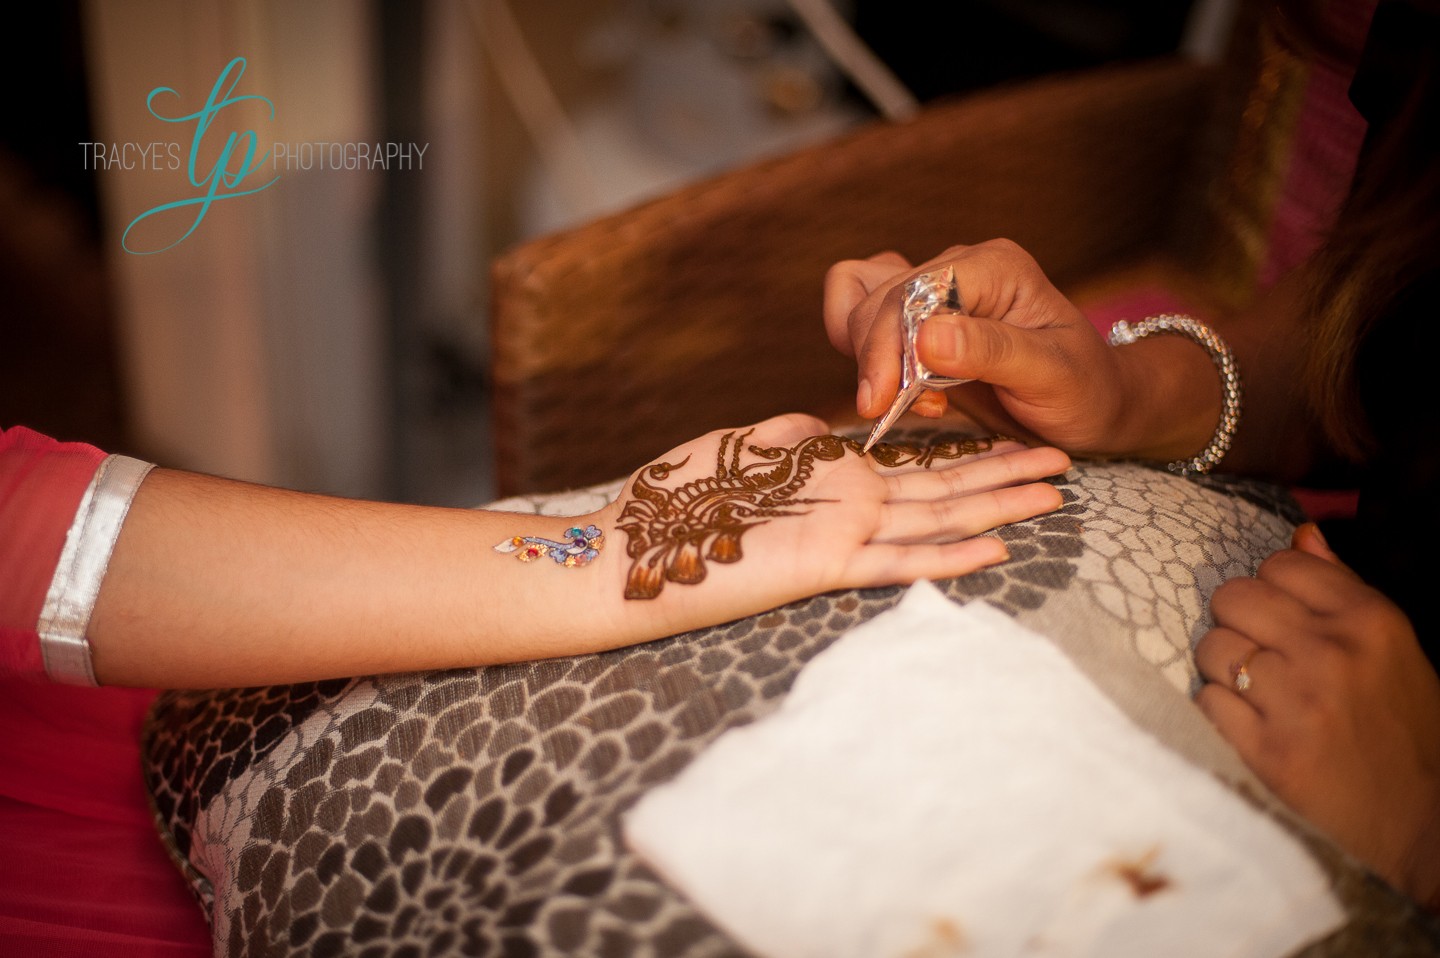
[494,524,605,567]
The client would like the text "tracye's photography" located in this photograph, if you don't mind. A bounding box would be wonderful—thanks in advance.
[82,141,429,172]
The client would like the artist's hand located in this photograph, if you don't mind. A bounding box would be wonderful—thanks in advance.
[824,241,1137,456]
[1194,524,1440,905]
[596,413,1069,632]
[826,241,1327,477]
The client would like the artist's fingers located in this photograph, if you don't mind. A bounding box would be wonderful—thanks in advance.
[823,253,912,357]
[853,280,911,417]
[1210,576,1314,652]
[1252,547,1364,617]
[1192,626,1285,717]
[1193,626,1259,688]
[1194,681,1265,747]
[1290,521,1342,564]
[869,481,1064,545]
[881,446,1070,497]
[843,534,1010,587]
[908,390,950,419]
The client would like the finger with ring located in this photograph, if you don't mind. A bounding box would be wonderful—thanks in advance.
[1231,646,1260,694]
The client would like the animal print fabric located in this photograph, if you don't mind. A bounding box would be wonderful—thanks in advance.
[142,461,1440,956]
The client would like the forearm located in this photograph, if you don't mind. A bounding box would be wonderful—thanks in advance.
[88,469,636,688]
[84,417,1071,688]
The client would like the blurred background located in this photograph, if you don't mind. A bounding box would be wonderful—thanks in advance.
[0,0,1210,505]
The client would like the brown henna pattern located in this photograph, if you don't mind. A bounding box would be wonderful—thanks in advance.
[859,435,1003,469]
[615,431,1002,600]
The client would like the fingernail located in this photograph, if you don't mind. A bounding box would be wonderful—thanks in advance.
[857,379,873,415]
[914,391,947,418]
[988,539,1011,565]
[1295,521,1334,556]
[919,317,961,362]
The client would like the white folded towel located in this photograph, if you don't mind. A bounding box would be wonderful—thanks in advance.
[625,581,1344,958]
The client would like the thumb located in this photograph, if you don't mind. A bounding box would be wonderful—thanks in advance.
[917,314,1041,387]
[1292,521,1345,566]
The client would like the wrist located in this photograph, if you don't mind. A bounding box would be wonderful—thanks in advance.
[571,500,646,645]
[1108,325,1230,468]
[577,497,703,650]
[476,503,637,664]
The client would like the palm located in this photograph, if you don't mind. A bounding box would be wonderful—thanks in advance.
[601,415,1070,633]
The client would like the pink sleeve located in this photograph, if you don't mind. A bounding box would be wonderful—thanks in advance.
[0,426,107,681]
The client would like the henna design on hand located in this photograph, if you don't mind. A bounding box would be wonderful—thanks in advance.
[616,431,1001,600]
[858,434,1002,468]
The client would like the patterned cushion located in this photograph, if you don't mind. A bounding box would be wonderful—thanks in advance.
[141,457,1439,956]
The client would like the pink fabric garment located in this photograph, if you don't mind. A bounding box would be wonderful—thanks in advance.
[0,425,107,680]
[1080,286,1203,336]
[1256,0,1378,290]
[0,682,211,956]
[0,426,210,955]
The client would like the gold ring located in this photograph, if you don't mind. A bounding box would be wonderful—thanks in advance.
[1232,647,1260,694]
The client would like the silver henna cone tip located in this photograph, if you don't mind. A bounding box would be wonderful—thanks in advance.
[860,385,920,454]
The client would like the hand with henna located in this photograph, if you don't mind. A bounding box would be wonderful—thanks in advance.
[86,413,1067,688]
[596,412,1070,637]
[1193,523,1440,908]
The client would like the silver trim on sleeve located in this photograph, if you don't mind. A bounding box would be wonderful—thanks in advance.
[38,454,155,685]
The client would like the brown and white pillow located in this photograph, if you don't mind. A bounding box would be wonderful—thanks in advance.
[141,454,1436,956]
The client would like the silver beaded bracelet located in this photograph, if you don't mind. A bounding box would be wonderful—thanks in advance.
[1107,314,1242,477]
